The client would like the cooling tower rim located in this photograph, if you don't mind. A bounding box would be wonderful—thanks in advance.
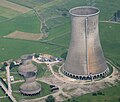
[25,71,36,78]
[69,6,100,17]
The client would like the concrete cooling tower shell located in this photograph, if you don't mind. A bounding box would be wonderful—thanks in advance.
[62,6,109,80]
[18,63,37,76]
[20,72,41,95]
[25,72,36,82]
[21,54,33,64]
[20,82,41,95]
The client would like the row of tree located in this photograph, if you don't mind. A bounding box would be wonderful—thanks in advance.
[45,95,55,102]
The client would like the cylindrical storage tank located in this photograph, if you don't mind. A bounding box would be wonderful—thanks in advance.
[62,6,109,80]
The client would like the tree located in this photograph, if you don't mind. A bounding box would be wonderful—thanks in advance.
[34,53,39,58]
[114,12,117,21]
[45,95,55,102]
[10,62,15,69]
[117,10,120,19]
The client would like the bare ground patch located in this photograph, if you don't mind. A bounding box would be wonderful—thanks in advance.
[4,31,46,40]
[0,0,31,13]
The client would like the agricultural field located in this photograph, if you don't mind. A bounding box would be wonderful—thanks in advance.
[0,0,120,101]
[0,0,31,13]
[0,11,41,36]
[7,0,54,8]
[0,6,21,19]
[5,31,44,41]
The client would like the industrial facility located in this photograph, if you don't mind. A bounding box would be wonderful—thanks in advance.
[0,0,119,101]
[62,6,109,80]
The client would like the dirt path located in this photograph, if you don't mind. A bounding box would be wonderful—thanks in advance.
[99,20,120,24]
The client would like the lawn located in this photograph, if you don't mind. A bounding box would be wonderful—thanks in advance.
[52,62,63,73]
[0,88,6,96]
[0,97,12,102]
[0,88,12,102]
[33,62,52,77]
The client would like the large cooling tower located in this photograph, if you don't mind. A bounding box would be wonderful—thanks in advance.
[62,6,109,80]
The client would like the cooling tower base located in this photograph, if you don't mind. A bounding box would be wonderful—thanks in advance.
[62,67,109,80]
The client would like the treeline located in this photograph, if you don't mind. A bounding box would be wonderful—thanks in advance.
[112,10,120,22]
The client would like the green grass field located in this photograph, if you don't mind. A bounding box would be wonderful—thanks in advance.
[100,22,120,66]
[0,16,7,22]
[53,62,63,73]
[0,97,12,102]
[33,62,52,77]
[64,84,120,102]
[0,11,40,36]
[0,88,12,102]
[0,6,21,19]
[0,88,6,96]
[0,37,65,62]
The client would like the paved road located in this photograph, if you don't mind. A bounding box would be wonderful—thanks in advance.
[0,80,17,102]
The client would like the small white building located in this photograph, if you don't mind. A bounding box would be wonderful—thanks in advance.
[10,76,14,82]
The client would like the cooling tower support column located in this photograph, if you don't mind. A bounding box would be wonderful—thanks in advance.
[62,6,109,80]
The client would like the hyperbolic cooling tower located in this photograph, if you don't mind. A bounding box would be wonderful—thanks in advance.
[20,72,41,95]
[62,6,109,80]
